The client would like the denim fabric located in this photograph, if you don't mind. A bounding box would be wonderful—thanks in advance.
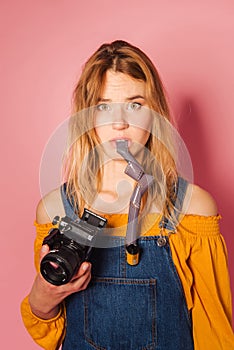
[61,179,194,350]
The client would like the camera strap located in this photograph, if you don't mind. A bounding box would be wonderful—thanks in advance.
[116,140,188,266]
[116,140,154,265]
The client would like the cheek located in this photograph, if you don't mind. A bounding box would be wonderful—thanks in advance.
[140,130,151,144]
[130,128,150,147]
[94,125,109,142]
[131,114,152,140]
[94,111,112,128]
[94,113,112,140]
[128,111,152,132]
[143,112,152,129]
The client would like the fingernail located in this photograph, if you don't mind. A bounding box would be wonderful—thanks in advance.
[83,263,90,271]
[41,245,48,252]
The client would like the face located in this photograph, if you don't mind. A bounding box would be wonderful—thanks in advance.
[94,70,152,158]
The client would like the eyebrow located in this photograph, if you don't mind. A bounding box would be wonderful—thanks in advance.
[127,95,145,101]
[97,95,145,102]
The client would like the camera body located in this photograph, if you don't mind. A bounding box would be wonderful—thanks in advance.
[40,209,107,285]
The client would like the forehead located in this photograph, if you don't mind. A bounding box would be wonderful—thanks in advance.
[100,70,146,101]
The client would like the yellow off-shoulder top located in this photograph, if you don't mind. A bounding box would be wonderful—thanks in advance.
[21,214,234,350]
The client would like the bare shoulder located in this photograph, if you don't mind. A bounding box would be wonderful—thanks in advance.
[36,188,65,224]
[183,183,218,216]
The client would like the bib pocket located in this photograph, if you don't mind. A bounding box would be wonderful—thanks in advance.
[84,277,157,350]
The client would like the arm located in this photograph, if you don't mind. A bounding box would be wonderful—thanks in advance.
[189,229,234,349]
[185,185,234,349]
[21,195,92,349]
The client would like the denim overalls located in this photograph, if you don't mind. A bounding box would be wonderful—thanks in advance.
[60,178,194,350]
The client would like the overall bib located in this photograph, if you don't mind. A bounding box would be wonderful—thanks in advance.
[60,179,194,350]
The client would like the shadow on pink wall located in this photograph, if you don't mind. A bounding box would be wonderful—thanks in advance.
[178,98,234,292]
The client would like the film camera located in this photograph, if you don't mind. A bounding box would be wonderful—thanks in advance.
[40,209,107,285]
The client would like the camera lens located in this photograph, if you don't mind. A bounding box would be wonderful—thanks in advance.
[40,245,82,285]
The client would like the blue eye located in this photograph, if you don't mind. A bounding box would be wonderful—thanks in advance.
[126,102,142,111]
[96,103,111,111]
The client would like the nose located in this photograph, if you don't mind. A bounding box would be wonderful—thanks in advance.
[112,106,129,130]
[112,119,129,130]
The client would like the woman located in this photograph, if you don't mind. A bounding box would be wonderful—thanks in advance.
[21,40,234,349]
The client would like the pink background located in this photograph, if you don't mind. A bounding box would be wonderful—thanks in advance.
[1,0,233,348]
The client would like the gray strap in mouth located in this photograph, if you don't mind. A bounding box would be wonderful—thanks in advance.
[116,140,154,245]
[116,139,144,181]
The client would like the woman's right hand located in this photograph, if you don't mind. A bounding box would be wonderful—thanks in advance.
[28,244,92,320]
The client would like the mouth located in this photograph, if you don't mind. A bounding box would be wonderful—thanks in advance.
[109,138,132,149]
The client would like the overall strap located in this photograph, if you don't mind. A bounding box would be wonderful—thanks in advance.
[60,178,188,231]
[60,183,79,221]
[159,177,188,231]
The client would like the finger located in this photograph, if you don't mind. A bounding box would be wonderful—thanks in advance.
[40,244,50,261]
[72,262,92,280]
[70,269,92,292]
[78,272,92,291]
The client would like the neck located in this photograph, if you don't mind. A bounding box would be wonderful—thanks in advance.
[102,159,135,189]
[91,159,135,214]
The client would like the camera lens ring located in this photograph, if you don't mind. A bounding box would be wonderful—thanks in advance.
[40,246,82,285]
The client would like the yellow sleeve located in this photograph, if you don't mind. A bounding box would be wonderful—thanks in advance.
[190,229,234,349]
[21,296,66,350]
[20,222,66,350]
[173,215,234,350]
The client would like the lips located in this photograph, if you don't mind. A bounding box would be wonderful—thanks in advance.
[109,138,132,148]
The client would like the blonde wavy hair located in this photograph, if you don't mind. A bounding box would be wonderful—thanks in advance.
[63,40,178,224]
